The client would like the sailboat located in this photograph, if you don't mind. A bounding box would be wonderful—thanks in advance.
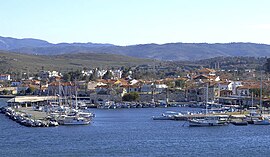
[57,81,93,125]
[245,92,260,124]
[253,71,270,125]
[188,83,228,127]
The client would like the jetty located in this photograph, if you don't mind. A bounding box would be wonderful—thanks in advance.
[1,96,95,127]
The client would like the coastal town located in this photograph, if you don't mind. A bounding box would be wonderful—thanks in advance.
[2,1,270,156]
[0,60,269,107]
[1,58,270,127]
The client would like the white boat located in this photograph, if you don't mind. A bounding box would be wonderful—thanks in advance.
[245,109,261,124]
[57,82,93,125]
[188,116,228,127]
[58,115,90,125]
[152,111,181,120]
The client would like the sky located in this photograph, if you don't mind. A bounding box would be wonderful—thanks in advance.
[1,0,270,46]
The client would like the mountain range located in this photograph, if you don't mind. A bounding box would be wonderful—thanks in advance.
[1,36,270,61]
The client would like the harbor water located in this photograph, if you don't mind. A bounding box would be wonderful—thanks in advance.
[1,98,270,157]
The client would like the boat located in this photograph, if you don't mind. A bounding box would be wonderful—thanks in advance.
[49,120,59,127]
[253,117,270,125]
[231,119,248,126]
[58,115,90,125]
[252,70,270,125]
[57,81,93,125]
[188,83,228,127]
[245,108,261,124]
[152,111,181,120]
[189,115,228,127]
[246,75,269,125]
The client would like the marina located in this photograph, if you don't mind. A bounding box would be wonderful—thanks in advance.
[2,96,270,128]
[2,98,270,157]
[1,96,94,127]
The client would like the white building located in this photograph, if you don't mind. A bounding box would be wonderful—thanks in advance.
[112,70,123,79]
[0,74,11,81]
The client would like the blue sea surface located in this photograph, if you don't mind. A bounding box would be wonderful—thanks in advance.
[1,98,270,157]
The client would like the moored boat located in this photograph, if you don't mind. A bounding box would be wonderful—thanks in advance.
[188,115,228,127]
[152,111,182,120]
[253,117,270,125]
[58,115,90,125]
[231,120,248,126]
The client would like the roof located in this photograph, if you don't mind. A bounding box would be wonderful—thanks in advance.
[0,74,10,76]
[193,75,209,80]
[49,82,74,86]
[198,68,216,73]
[237,85,259,89]
[7,96,57,103]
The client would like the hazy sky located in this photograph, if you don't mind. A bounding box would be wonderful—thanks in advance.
[1,0,270,45]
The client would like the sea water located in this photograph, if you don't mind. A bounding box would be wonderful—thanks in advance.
[1,99,270,157]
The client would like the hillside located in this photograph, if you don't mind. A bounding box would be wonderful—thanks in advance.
[0,51,156,73]
[0,36,114,51]
[1,36,270,61]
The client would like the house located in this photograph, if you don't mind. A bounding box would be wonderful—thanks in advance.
[193,75,210,82]
[155,84,168,93]
[11,81,21,87]
[219,82,231,90]
[111,69,123,79]
[198,68,216,76]
[218,81,242,94]
[230,81,243,95]
[236,86,251,96]
[95,85,109,95]
[47,82,75,96]
[0,74,11,81]
[127,85,140,93]
[88,81,98,90]
[141,84,153,93]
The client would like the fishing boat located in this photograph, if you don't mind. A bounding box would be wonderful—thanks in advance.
[189,115,228,127]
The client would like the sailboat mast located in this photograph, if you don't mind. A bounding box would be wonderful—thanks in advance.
[251,91,254,108]
[58,81,61,106]
[75,80,78,110]
[206,83,209,114]
[260,70,263,113]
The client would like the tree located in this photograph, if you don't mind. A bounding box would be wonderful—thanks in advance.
[122,92,139,101]
[89,70,97,81]
[175,80,186,89]
[122,67,131,78]
[63,73,71,82]
[2,89,9,95]
[26,86,36,94]
[102,70,113,80]
[264,58,270,73]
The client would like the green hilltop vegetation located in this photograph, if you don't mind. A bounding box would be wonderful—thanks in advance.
[0,51,157,73]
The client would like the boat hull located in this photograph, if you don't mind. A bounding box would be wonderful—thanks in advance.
[231,121,248,126]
